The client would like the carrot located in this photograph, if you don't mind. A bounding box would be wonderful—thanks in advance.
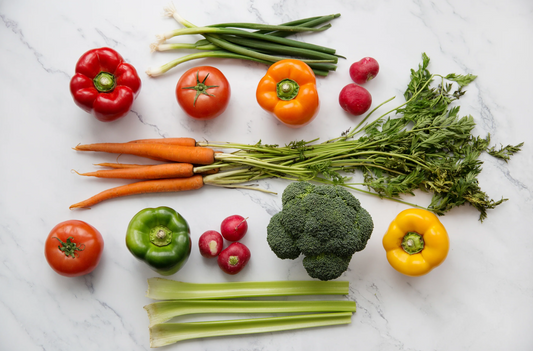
[74,143,215,165]
[77,163,194,179]
[128,137,196,146]
[69,175,204,209]
[95,163,150,169]
[195,167,220,175]
[127,138,198,161]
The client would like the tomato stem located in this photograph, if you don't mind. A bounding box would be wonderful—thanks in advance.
[181,71,219,106]
[54,236,85,258]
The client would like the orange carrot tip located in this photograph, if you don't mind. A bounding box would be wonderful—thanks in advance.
[74,163,195,180]
[69,175,204,209]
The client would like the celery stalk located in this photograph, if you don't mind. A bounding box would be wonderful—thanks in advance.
[146,278,350,300]
[149,312,353,347]
[144,300,356,326]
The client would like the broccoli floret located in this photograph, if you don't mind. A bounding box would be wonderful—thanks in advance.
[267,181,374,281]
[266,212,300,259]
[303,254,352,281]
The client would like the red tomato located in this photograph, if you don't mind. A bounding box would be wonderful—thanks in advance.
[44,220,104,277]
[176,66,231,120]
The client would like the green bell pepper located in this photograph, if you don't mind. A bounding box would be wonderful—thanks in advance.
[126,206,191,276]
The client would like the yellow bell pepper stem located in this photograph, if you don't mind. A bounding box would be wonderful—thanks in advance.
[382,208,449,276]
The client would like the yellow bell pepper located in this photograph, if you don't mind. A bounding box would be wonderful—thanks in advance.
[382,208,449,276]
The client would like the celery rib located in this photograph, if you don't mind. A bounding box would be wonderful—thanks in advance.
[144,300,356,326]
[149,312,353,347]
[146,278,349,300]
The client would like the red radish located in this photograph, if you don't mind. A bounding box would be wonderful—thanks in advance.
[349,57,380,84]
[217,242,251,275]
[198,230,224,258]
[339,84,372,116]
[220,215,248,241]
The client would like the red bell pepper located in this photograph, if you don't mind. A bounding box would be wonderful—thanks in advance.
[69,47,141,122]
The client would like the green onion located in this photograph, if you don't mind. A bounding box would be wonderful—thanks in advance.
[206,22,331,33]
[146,51,272,77]
[219,35,339,62]
[144,300,356,326]
[147,4,342,76]
[146,278,350,300]
[149,312,353,347]
[157,26,337,56]
[258,14,341,37]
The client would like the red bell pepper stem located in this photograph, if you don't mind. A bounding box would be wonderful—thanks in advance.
[93,72,116,93]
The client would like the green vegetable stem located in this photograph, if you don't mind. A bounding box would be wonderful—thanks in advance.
[146,277,350,300]
[197,53,523,221]
[144,278,355,347]
[146,4,341,77]
[149,312,353,347]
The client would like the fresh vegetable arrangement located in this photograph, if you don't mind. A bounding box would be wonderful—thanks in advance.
[267,181,373,280]
[146,5,342,77]
[51,5,524,348]
[45,220,104,277]
[70,54,522,221]
[70,47,141,122]
[144,278,355,347]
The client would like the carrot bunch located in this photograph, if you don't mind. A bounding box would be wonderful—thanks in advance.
[70,138,232,209]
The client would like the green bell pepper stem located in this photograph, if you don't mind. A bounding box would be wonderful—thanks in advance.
[126,206,192,276]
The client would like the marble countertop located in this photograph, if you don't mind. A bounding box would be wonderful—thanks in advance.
[1,0,532,350]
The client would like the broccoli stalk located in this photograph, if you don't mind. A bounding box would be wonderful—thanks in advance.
[267,181,374,281]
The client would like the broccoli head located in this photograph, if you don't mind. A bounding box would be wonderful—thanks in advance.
[266,181,374,281]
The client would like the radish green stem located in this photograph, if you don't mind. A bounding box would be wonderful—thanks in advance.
[144,300,356,326]
[146,278,350,300]
[149,312,353,347]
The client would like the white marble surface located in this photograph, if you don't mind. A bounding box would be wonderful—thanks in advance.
[1,0,533,350]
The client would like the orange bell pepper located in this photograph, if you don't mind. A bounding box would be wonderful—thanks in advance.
[256,59,319,128]
[382,208,449,276]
